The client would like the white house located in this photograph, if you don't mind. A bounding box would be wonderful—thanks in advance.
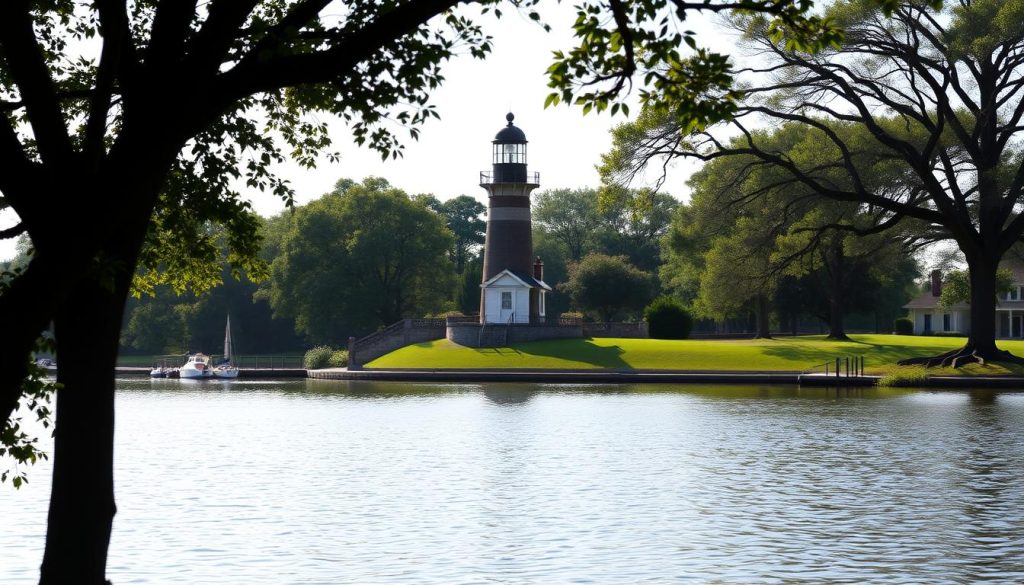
[903,264,1024,337]
[480,267,551,324]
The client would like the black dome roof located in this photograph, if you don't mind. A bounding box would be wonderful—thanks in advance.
[493,112,527,143]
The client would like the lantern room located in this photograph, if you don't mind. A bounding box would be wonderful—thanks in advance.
[490,112,529,183]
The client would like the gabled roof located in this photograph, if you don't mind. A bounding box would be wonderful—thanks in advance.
[480,269,552,291]
[903,291,967,310]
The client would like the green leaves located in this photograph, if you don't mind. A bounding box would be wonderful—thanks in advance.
[545,0,911,130]
[542,0,807,127]
[939,269,1016,308]
[262,177,455,343]
[0,335,58,491]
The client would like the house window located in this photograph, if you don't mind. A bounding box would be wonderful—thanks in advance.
[943,313,951,331]
[1012,288,1021,301]
[501,291,512,310]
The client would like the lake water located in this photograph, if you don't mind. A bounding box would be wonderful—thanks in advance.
[4,380,1024,583]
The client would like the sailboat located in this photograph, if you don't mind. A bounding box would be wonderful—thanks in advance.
[212,314,240,379]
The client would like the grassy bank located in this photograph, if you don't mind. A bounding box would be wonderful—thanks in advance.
[366,334,1024,375]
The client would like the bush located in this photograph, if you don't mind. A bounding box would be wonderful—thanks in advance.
[427,310,466,319]
[643,297,693,340]
[877,366,930,387]
[304,345,334,369]
[931,331,964,338]
[893,317,914,335]
[327,350,349,368]
[559,311,584,323]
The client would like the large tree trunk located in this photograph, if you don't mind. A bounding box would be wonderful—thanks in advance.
[35,157,159,582]
[753,293,771,339]
[824,238,849,341]
[965,255,1000,357]
[39,273,129,585]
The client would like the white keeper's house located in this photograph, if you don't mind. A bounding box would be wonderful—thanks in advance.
[904,263,1024,337]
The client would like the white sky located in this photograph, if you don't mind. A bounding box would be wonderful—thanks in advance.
[0,4,721,261]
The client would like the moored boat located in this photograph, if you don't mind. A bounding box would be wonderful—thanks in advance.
[179,353,213,379]
[213,314,239,379]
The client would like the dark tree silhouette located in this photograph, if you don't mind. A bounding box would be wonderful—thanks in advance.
[601,1,1020,367]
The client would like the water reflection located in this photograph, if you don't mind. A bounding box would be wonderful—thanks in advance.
[482,384,537,405]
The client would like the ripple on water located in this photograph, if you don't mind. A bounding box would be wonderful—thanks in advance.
[3,382,1024,583]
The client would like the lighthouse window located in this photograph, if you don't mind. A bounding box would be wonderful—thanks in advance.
[493,143,526,164]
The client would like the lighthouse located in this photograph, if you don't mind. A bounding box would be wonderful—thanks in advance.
[479,113,550,324]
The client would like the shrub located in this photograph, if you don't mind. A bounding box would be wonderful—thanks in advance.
[559,311,584,323]
[428,310,466,319]
[893,317,914,335]
[643,296,693,340]
[931,331,964,337]
[327,350,349,368]
[304,345,334,369]
[877,366,930,387]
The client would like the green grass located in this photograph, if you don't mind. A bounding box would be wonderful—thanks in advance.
[366,334,1024,375]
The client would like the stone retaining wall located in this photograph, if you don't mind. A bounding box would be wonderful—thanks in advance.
[349,319,445,369]
[447,322,584,348]
[582,322,648,338]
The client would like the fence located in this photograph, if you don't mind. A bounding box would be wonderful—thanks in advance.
[808,356,866,378]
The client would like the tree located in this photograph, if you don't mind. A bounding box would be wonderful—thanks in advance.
[532,188,602,261]
[599,1,1022,367]
[455,256,484,314]
[662,122,924,340]
[595,186,678,272]
[262,178,454,344]
[0,1,855,580]
[426,195,486,274]
[559,253,655,321]
[120,292,189,354]
[939,269,1016,309]
[532,228,572,316]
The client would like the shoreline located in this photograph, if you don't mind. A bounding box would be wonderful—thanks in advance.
[90,365,1024,388]
[308,367,1024,389]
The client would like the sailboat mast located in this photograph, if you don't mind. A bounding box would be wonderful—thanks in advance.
[224,314,233,362]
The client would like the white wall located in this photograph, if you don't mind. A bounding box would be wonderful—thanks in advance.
[910,309,967,335]
[483,284,531,323]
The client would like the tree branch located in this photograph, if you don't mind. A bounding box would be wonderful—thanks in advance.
[0,1,74,164]
[216,0,465,98]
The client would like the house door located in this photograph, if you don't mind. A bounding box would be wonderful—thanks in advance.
[1014,315,1022,338]
[499,290,515,323]
[923,314,932,333]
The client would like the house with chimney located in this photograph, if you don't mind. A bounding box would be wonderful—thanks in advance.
[903,263,1024,337]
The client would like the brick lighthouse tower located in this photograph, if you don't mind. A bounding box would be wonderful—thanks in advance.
[479,113,550,324]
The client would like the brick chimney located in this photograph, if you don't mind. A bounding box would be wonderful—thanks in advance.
[534,256,544,282]
[931,269,942,297]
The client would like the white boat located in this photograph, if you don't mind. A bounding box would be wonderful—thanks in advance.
[213,315,239,379]
[179,353,214,379]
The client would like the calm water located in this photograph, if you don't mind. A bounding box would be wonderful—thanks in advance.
[4,380,1024,583]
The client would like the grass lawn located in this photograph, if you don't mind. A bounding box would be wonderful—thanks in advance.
[366,334,1024,375]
